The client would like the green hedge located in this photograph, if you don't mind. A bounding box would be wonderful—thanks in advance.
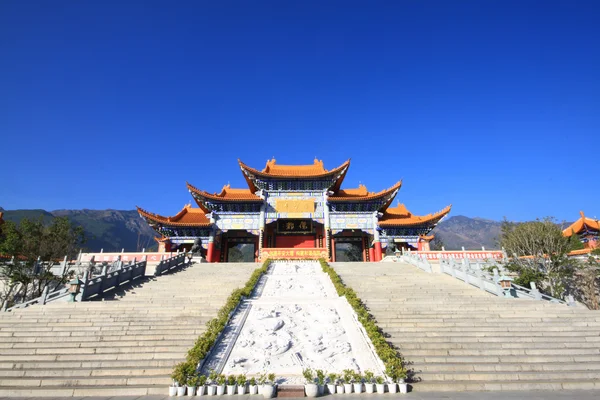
[318,258,407,381]
[172,259,271,381]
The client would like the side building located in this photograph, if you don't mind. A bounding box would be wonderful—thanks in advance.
[137,159,451,262]
[563,211,599,255]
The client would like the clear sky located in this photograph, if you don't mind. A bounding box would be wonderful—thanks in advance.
[0,1,598,222]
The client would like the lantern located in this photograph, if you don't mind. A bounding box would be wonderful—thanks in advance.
[68,277,82,302]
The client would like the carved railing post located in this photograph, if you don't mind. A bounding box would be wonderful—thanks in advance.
[41,286,49,305]
[529,282,542,300]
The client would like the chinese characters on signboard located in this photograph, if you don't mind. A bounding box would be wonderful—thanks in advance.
[277,219,313,233]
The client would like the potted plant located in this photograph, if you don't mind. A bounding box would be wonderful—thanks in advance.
[336,375,345,394]
[226,375,236,396]
[248,377,258,395]
[206,370,218,396]
[342,369,353,393]
[398,371,408,394]
[352,371,363,394]
[262,373,276,398]
[315,369,326,396]
[363,370,374,394]
[171,363,187,396]
[326,372,337,395]
[197,375,207,396]
[302,368,318,398]
[385,364,398,394]
[187,375,199,396]
[236,374,247,395]
[375,376,385,393]
[216,374,226,396]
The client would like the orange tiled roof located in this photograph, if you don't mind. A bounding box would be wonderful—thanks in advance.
[188,183,262,202]
[238,158,350,191]
[329,181,402,202]
[563,211,600,237]
[136,204,211,227]
[379,204,452,227]
[568,248,594,256]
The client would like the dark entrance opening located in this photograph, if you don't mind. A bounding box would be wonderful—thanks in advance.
[227,242,256,262]
[334,238,364,262]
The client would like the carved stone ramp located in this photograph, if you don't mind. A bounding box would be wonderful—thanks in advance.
[333,261,600,392]
[0,262,258,397]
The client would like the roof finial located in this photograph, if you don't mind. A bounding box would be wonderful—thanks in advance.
[580,210,585,219]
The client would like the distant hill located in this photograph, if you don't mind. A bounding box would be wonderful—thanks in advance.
[1,209,158,253]
[1,208,502,252]
[433,215,502,250]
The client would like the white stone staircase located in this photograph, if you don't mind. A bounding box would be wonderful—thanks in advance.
[0,262,257,396]
[332,262,600,391]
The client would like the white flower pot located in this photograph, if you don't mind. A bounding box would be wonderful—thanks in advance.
[388,383,397,393]
[327,384,336,394]
[197,385,205,396]
[169,386,177,396]
[262,384,275,398]
[226,385,236,395]
[304,383,319,398]
[399,383,408,394]
[376,383,385,393]
[216,385,225,396]
[187,386,196,396]
[249,385,258,395]
[365,383,374,393]
[337,384,345,394]
[177,386,187,396]
[353,383,362,393]
[206,385,216,396]
[237,384,246,395]
[343,383,353,393]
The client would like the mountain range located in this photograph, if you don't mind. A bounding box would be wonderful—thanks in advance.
[0,207,502,252]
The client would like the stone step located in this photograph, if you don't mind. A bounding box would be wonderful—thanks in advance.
[332,262,600,392]
[414,362,600,373]
[417,371,600,381]
[0,375,171,387]
[415,380,600,391]
[0,384,166,396]
[0,366,171,378]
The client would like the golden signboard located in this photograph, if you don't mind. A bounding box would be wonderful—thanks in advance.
[275,199,315,214]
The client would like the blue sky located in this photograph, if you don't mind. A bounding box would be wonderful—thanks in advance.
[0,1,598,222]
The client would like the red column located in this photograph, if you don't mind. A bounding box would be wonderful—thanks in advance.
[369,247,375,262]
[331,237,336,262]
[374,241,382,262]
[207,242,215,263]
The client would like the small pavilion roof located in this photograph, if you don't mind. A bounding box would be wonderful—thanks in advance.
[379,204,452,227]
[187,183,262,211]
[329,181,402,204]
[238,158,350,192]
[136,204,212,227]
[563,211,600,237]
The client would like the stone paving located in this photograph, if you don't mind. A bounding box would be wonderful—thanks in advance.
[3,391,600,400]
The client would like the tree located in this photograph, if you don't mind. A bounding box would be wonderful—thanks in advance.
[430,235,445,251]
[0,216,86,309]
[500,217,574,298]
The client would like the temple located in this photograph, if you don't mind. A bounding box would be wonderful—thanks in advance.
[563,211,599,251]
[137,159,451,262]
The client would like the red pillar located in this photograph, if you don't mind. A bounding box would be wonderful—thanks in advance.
[374,241,382,262]
[207,242,215,263]
[369,247,375,262]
